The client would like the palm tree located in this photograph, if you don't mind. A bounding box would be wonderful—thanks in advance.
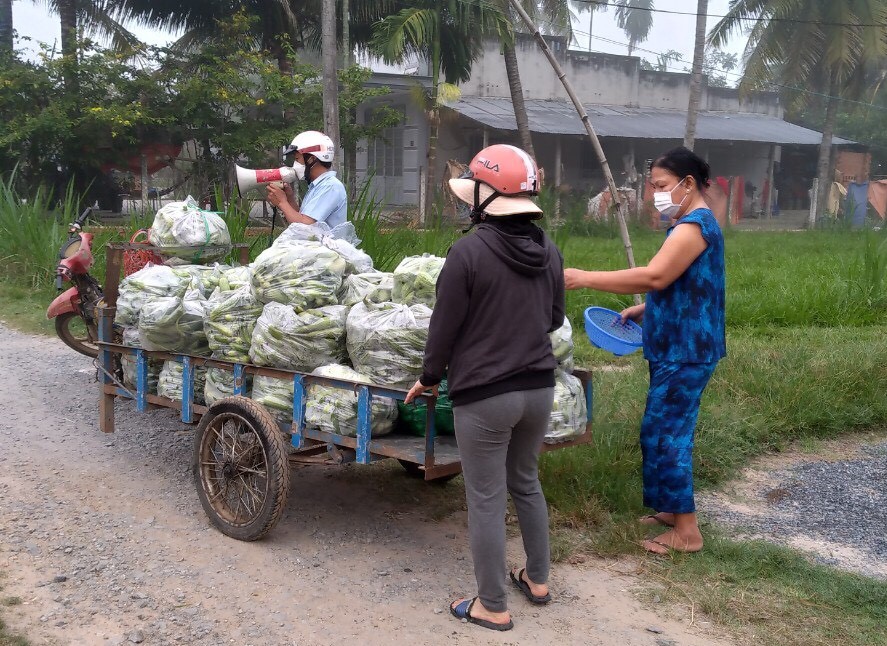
[614,0,654,56]
[709,0,887,222]
[371,0,508,221]
[684,0,708,150]
[1,0,12,53]
[37,0,139,60]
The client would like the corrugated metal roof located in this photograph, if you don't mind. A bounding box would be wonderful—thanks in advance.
[448,96,852,146]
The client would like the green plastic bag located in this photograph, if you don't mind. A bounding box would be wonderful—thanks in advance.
[396,378,455,436]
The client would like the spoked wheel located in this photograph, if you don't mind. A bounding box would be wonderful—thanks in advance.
[193,397,290,541]
[55,312,99,358]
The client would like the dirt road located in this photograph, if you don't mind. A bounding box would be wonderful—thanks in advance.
[0,325,732,646]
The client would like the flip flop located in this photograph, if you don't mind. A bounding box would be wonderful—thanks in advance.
[510,568,552,605]
[639,514,674,528]
[640,539,703,555]
[449,597,514,632]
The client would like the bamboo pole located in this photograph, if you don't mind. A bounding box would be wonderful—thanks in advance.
[507,0,640,305]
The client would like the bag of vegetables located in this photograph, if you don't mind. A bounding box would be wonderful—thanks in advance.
[115,264,189,327]
[346,300,431,389]
[250,241,347,310]
[251,375,294,422]
[137,289,210,355]
[204,286,263,363]
[204,367,252,406]
[170,264,228,296]
[550,317,575,373]
[338,272,394,307]
[217,265,251,292]
[321,237,373,275]
[304,364,397,438]
[544,370,587,444]
[392,254,445,308]
[148,196,231,262]
[249,303,348,372]
[120,327,162,392]
[157,360,207,405]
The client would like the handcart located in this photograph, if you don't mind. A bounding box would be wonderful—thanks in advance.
[95,244,593,541]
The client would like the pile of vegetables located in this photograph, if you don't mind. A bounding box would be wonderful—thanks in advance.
[250,241,347,310]
[304,364,397,437]
[544,370,587,444]
[392,254,445,308]
[338,272,393,307]
[138,289,210,355]
[148,196,231,263]
[346,300,431,389]
[120,328,162,393]
[157,360,207,404]
[249,303,348,372]
[204,286,264,362]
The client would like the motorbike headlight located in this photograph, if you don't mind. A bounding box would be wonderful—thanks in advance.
[60,237,82,259]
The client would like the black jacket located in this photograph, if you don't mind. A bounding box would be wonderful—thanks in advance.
[420,220,566,406]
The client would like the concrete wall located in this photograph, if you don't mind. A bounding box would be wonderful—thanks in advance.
[457,35,781,116]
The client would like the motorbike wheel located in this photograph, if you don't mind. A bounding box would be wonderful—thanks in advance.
[55,312,100,358]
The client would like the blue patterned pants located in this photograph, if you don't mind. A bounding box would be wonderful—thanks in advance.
[640,361,717,514]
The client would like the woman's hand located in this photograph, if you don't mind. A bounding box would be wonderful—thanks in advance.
[564,268,589,290]
[404,380,439,405]
[620,302,646,324]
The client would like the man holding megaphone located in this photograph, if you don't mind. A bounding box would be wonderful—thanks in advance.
[266,130,348,228]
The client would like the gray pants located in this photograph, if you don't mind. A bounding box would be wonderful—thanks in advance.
[453,387,554,612]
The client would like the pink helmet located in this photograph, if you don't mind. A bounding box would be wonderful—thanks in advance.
[449,145,543,218]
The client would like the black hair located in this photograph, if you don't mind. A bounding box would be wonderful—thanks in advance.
[318,160,332,170]
[650,146,711,189]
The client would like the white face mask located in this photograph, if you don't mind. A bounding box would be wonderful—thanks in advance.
[653,179,689,218]
[293,161,306,181]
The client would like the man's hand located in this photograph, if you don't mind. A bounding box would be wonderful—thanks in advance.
[404,380,439,405]
[265,182,291,209]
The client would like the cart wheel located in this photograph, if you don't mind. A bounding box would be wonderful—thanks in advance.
[192,396,290,541]
[398,459,458,484]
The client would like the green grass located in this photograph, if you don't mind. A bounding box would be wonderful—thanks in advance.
[0,575,28,646]
[645,535,887,646]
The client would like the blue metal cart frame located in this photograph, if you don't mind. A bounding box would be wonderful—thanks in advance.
[96,244,593,539]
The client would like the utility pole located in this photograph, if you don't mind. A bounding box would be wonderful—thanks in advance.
[321,0,341,174]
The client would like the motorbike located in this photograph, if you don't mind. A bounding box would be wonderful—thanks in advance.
[46,207,106,358]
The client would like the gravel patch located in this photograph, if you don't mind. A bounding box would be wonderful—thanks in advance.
[700,440,887,580]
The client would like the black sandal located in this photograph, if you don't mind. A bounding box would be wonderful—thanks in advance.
[450,597,514,631]
[510,568,552,605]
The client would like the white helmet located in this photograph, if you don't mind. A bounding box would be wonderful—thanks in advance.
[283,130,335,163]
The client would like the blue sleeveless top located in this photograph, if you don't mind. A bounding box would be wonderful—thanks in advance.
[643,208,726,364]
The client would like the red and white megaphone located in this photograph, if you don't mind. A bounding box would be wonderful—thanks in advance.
[234,164,298,197]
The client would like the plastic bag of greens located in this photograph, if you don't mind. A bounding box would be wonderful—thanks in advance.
[396,377,455,436]
[115,264,189,327]
[148,196,231,262]
[251,375,293,422]
[304,364,397,438]
[550,317,575,373]
[321,237,373,275]
[138,289,210,355]
[346,300,431,389]
[217,265,251,292]
[170,264,228,296]
[249,303,348,371]
[120,327,162,392]
[272,221,332,247]
[204,367,252,406]
[392,254,445,308]
[157,360,207,405]
[250,241,347,310]
[544,370,587,444]
[338,272,394,307]
[328,222,361,246]
[204,286,263,363]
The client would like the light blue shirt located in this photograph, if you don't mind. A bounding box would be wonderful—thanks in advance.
[300,171,347,228]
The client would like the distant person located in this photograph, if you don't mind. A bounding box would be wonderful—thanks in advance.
[564,146,726,555]
[266,130,348,229]
[405,144,564,631]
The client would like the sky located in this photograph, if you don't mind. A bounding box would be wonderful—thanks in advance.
[11,0,749,83]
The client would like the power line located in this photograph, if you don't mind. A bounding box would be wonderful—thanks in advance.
[573,0,886,29]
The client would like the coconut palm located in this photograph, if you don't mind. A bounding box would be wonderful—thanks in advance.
[684,0,708,150]
[371,0,509,220]
[1,0,12,53]
[614,0,654,56]
[709,0,887,221]
[36,0,139,60]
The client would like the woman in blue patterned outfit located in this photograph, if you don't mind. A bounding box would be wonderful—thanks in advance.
[564,147,726,554]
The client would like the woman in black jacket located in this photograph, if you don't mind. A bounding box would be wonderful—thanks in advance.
[405,145,565,632]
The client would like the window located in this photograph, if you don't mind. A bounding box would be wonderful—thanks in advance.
[366,106,405,177]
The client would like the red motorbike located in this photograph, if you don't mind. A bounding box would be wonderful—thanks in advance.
[46,207,106,357]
